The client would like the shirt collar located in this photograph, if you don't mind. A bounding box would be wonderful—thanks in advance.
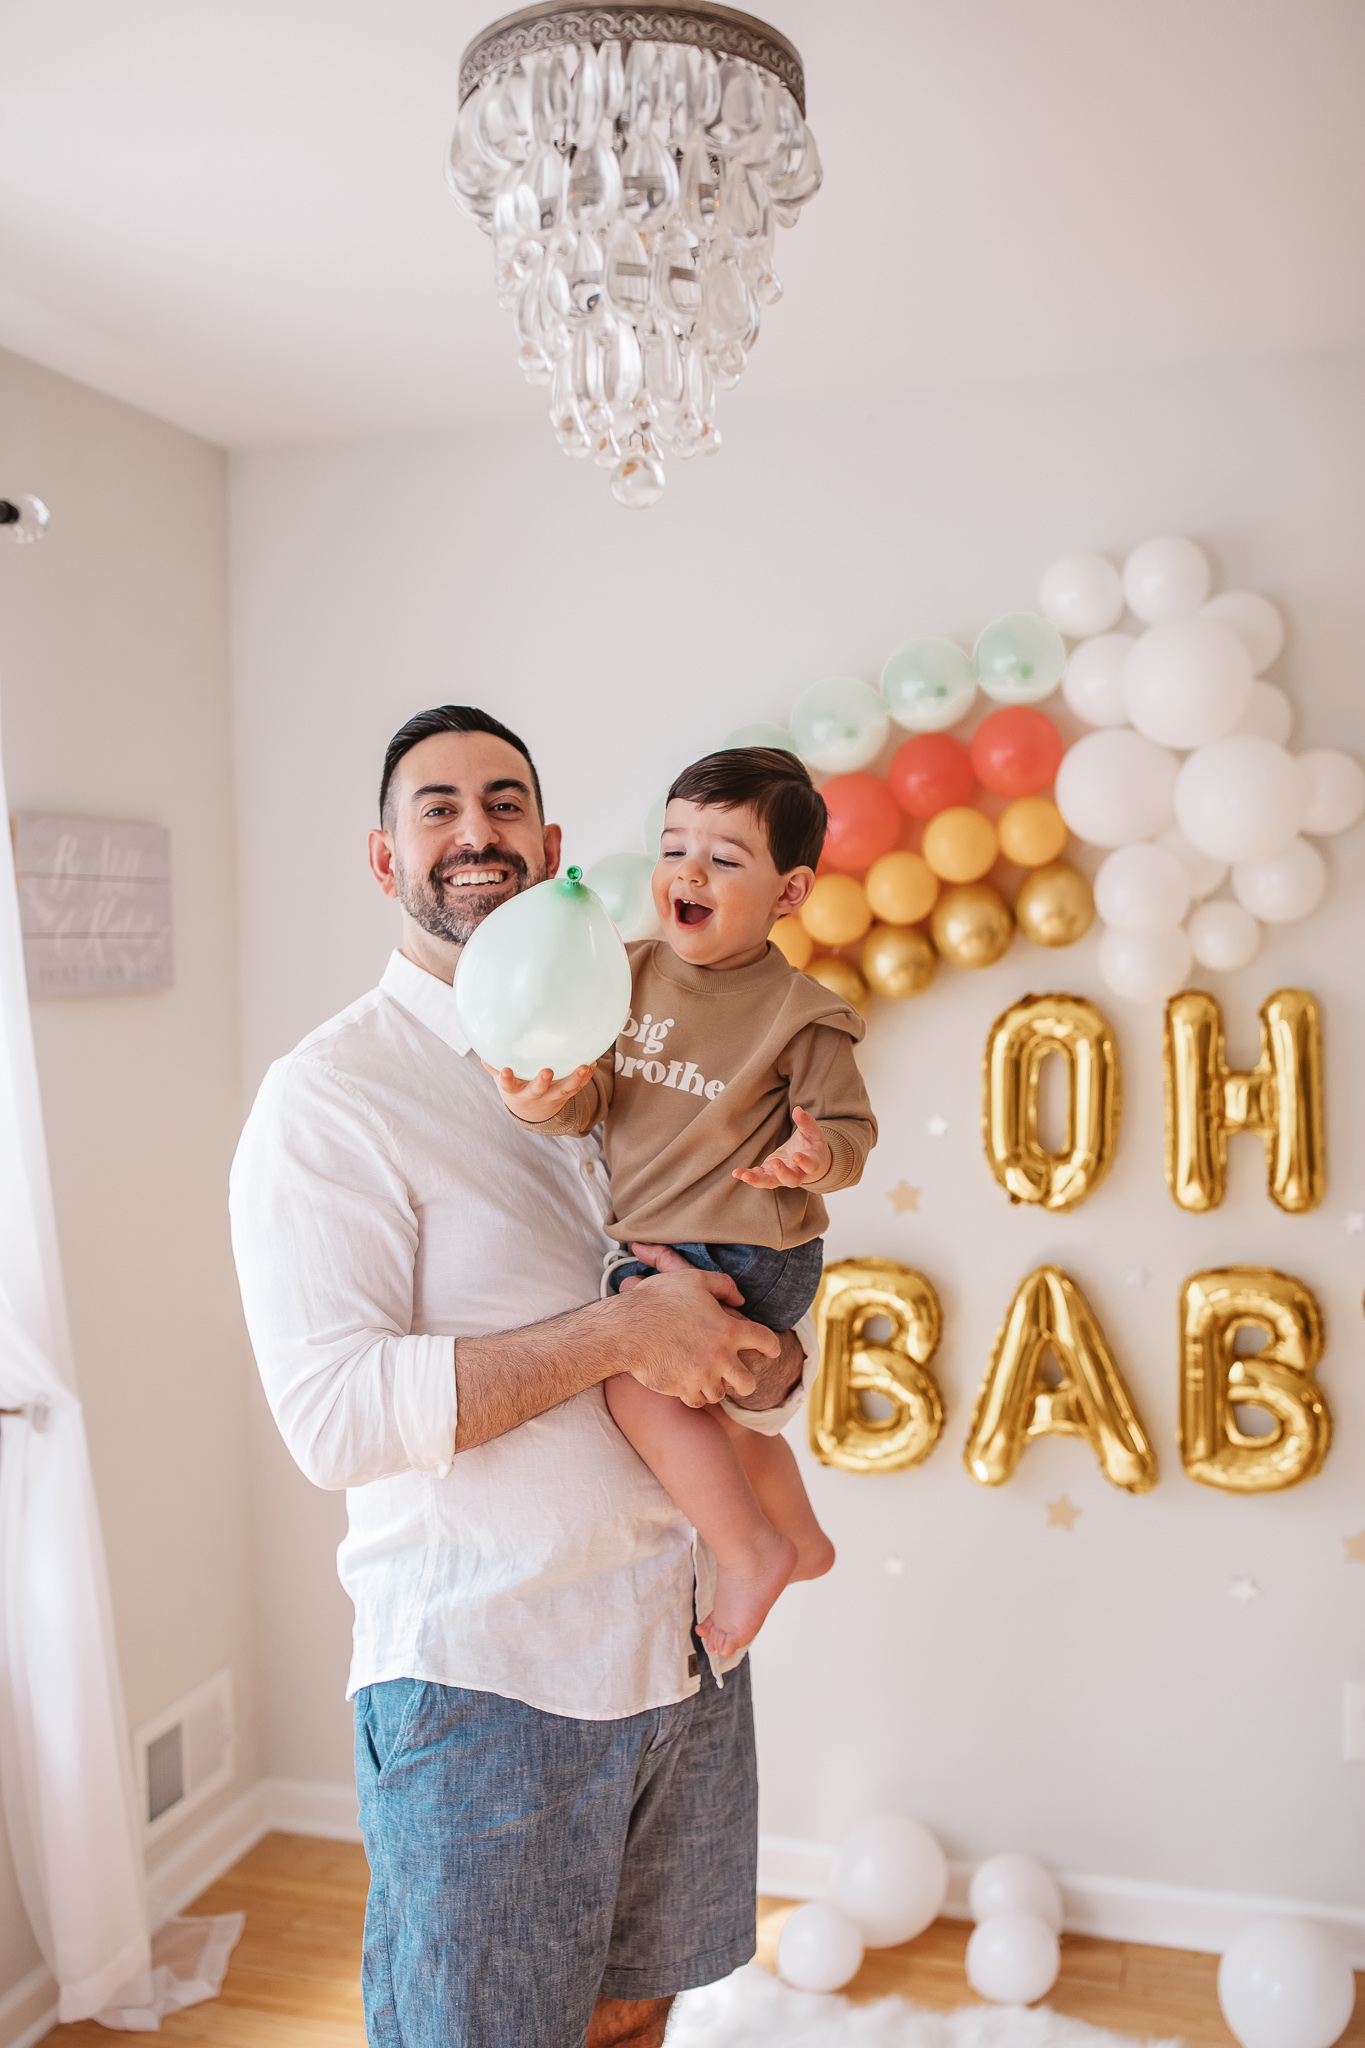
[379,949,472,1056]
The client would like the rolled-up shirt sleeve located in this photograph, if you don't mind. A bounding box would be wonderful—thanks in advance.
[230,1055,458,1490]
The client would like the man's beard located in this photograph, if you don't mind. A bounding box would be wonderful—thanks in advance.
[393,843,539,947]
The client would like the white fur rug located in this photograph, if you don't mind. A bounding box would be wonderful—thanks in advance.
[666,1963,1184,2048]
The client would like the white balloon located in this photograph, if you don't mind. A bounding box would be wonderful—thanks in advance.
[776,1902,865,1993]
[1217,1917,1356,2048]
[1123,535,1211,623]
[1094,843,1191,934]
[1061,633,1134,728]
[830,1815,948,1948]
[643,790,669,853]
[790,676,889,773]
[1232,839,1327,924]
[1201,590,1285,674]
[1173,737,1308,864]
[966,1913,1061,2006]
[1123,617,1253,749]
[1156,826,1229,900]
[1298,749,1365,835]
[1234,681,1293,746]
[1098,926,1193,1003]
[1038,552,1124,638]
[582,851,659,940]
[968,1854,1064,1935]
[1188,900,1261,971]
[1054,730,1179,848]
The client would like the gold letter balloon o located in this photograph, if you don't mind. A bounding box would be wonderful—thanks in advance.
[810,1259,944,1473]
[983,993,1120,1211]
[1179,1266,1330,1492]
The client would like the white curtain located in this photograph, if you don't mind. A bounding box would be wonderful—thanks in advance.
[0,727,240,2025]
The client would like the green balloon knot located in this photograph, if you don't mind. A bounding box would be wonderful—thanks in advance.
[566,865,583,884]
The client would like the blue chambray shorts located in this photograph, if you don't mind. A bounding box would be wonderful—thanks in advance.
[607,1236,824,1333]
[353,1641,757,2048]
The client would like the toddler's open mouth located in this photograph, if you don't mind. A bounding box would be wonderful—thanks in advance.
[674,899,713,927]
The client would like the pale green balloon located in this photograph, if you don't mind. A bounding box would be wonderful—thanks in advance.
[790,676,889,773]
[455,867,633,1079]
[880,639,977,731]
[974,612,1067,703]
[583,851,659,941]
[643,791,669,853]
[721,722,800,754]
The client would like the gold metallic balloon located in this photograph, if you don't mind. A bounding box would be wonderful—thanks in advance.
[1164,988,1325,1214]
[983,994,1120,1210]
[811,1258,944,1473]
[964,1264,1157,1493]
[1014,861,1094,948]
[861,924,938,1002]
[930,883,1013,969]
[865,850,939,926]
[806,954,869,1016]
[1180,1266,1330,1492]
[801,874,873,948]
[769,914,814,970]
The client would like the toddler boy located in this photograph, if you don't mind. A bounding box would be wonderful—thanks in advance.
[490,747,876,1655]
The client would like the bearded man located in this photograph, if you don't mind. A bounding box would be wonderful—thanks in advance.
[230,705,813,2048]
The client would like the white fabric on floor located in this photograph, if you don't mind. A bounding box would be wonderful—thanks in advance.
[666,1963,1185,2048]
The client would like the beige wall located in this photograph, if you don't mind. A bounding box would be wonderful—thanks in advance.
[230,346,1365,1908]
[0,350,259,2000]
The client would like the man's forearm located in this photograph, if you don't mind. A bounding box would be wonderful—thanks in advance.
[454,1296,621,1451]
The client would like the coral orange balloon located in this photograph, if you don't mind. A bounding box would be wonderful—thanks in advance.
[922,807,998,883]
[888,733,975,819]
[865,851,938,926]
[800,874,873,947]
[820,772,902,874]
[970,707,1064,797]
[997,796,1068,867]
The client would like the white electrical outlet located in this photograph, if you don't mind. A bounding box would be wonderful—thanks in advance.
[1343,1682,1365,1762]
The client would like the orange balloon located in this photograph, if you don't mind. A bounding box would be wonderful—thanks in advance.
[865,851,939,926]
[806,955,869,1016]
[770,914,814,969]
[922,806,998,884]
[997,796,1068,867]
[800,874,873,947]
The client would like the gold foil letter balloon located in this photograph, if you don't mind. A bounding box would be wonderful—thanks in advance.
[1164,989,1325,1213]
[811,1259,944,1473]
[1179,1267,1330,1492]
[964,1266,1156,1492]
[984,995,1119,1211]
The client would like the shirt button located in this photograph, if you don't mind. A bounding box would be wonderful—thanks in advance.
[583,1160,596,1175]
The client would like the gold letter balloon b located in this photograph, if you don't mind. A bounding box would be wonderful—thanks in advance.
[810,1259,944,1473]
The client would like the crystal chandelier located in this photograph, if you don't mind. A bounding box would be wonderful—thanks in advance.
[447,2,821,508]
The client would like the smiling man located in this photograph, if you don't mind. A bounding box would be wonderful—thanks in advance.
[229,706,813,2048]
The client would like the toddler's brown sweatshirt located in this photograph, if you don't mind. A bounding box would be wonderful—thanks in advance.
[521,939,877,1250]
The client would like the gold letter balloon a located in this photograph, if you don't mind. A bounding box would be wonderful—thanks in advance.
[810,1259,944,1473]
[1179,1266,1330,1493]
[984,993,1120,1211]
[965,1266,1157,1493]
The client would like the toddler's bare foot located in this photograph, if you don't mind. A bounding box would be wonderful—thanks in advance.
[791,1530,836,1582]
[697,1526,797,1659]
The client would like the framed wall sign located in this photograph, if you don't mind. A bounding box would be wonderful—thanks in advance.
[13,813,173,996]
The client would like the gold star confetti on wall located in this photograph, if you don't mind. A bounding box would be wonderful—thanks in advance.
[1344,1531,1365,1565]
[1046,1496,1081,1530]
[887,1181,921,1214]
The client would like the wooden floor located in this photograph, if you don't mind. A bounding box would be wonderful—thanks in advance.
[46,1834,1365,2047]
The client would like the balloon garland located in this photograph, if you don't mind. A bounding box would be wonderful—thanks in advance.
[585,533,1364,1010]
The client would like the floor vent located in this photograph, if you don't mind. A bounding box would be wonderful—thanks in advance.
[132,1668,236,1841]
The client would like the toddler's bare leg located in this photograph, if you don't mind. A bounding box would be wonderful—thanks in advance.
[604,1374,796,1658]
[720,1419,835,1582]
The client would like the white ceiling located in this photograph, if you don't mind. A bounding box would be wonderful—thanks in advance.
[1,0,1363,449]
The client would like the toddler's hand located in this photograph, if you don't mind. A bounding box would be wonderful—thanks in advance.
[733,1105,832,1189]
[485,1060,595,1123]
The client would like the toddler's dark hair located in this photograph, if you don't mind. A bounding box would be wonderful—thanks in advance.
[667,748,827,873]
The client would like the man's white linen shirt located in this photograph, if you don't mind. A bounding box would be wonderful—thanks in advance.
[230,949,811,1721]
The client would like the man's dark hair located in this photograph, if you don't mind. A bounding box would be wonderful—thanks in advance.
[379,706,544,827]
[667,747,827,872]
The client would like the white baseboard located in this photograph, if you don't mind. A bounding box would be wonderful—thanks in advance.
[757,1833,1365,1968]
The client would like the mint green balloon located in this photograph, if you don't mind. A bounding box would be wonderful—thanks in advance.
[880,638,977,732]
[583,851,658,940]
[721,722,799,754]
[974,612,1067,703]
[790,676,889,772]
[455,867,632,1079]
[643,790,669,852]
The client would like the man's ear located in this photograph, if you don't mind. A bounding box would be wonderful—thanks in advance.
[542,822,563,878]
[369,828,399,899]
[773,866,814,916]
